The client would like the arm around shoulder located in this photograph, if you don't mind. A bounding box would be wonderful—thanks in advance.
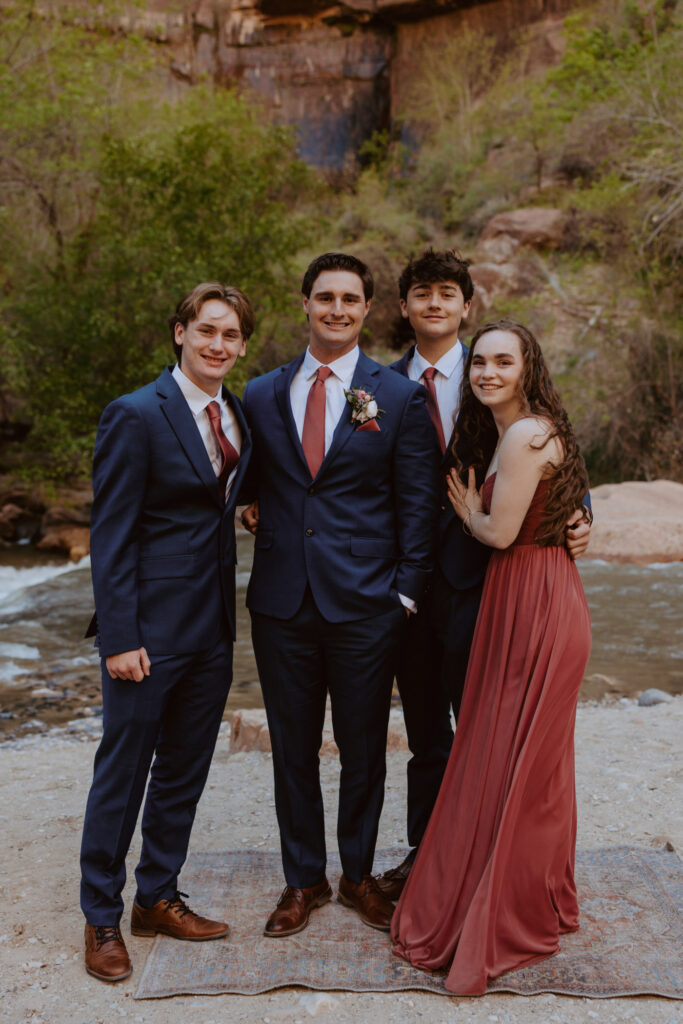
[392,386,440,602]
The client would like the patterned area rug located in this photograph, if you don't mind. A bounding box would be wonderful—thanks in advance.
[134,846,683,999]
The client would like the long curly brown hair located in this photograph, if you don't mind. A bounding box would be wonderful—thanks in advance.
[453,319,591,546]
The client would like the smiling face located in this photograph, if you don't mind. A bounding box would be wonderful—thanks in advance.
[302,269,371,363]
[469,329,526,415]
[174,298,247,395]
[400,279,471,354]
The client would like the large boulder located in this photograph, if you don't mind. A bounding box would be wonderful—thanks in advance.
[467,260,540,323]
[479,207,570,250]
[587,480,683,563]
[37,526,90,561]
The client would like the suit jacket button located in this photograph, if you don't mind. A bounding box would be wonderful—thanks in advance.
[440,505,446,511]
[305,528,314,536]
[308,486,315,496]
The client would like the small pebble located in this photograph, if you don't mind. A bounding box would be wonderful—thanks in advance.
[638,688,673,707]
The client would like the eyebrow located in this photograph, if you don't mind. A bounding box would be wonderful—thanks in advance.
[314,290,363,301]
[410,282,458,290]
[197,321,241,332]
[473,351,516,359]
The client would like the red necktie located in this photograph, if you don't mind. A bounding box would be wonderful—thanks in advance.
[301,365,333,478]
[206,401,239,498]
[422,367,446,455]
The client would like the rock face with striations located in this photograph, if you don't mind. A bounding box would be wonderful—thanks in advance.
[118,0,575,169]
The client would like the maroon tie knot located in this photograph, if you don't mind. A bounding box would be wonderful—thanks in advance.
[317,366,333,382]
[423,366,437,382]
[206,401,221,426]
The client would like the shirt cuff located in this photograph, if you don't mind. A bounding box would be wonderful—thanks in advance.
[398,592,417,614]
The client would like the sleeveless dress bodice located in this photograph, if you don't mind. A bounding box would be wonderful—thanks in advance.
[482,471,551,547]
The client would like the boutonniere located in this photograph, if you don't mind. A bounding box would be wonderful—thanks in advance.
[345,388,384,432]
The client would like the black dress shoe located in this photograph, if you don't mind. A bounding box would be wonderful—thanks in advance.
[375,856,413,901]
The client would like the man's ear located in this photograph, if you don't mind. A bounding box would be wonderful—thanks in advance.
[238,337,247,358]
[399,298,409,320]
[461,300,472,322]
[302,295,310,322]
[174,322,185,348]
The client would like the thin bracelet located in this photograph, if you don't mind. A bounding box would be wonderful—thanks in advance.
[463,510,475,537]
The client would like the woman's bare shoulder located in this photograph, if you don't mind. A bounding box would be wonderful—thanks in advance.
[501,417,563,464]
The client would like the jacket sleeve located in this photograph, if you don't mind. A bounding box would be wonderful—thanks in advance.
[392,386,440,603]
[89,398,150,657]
[236,381,259,505]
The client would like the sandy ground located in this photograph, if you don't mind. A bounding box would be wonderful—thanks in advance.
[1,698,682,1024]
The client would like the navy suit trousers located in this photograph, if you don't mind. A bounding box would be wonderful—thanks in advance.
[251,589,404,887]
[80,636,232,925]
[396,568,485,859]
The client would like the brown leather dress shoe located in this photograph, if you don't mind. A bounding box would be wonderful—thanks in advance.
[263,880,332,937]
[130,891,229,941]
[337,874,395,930]
[374,856,413,901]
[84,923,132,982]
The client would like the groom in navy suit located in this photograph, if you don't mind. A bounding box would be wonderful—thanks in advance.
[80,283,253,982]
[241,253,439,936]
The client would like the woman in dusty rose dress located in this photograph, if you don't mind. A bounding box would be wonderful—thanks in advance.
[391,320,592,995]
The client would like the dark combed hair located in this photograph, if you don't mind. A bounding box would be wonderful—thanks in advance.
[398,247,474,302]
[301,252,374,301]
[169,282,255,361]
[454,319,591,547]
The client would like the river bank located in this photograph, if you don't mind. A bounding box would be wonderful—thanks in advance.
[1,478,682,564]
[0,552,681,742]
[1,698,681,1024]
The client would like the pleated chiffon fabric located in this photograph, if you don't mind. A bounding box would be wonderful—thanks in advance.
[391,474,592,994]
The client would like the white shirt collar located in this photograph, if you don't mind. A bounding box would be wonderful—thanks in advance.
[172,363,224,415]
[301,345,359,388]
[412,341,463,380]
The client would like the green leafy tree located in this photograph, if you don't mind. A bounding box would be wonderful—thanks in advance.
[0,6,317,479]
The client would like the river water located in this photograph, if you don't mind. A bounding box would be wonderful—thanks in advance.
[0,535,681,740]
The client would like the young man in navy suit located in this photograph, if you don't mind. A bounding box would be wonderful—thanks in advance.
[376,248,592,900]
[241,253,439,936]
[80,283,253,982]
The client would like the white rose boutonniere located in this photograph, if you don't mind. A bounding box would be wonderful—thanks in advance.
[344,388,384,431]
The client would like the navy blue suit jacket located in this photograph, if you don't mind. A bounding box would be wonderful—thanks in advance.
[242,348,439,622]
[89,366,251,657]
[390,344,492,592]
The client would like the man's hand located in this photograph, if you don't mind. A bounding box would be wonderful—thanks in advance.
[106,648,151,682]
[566,509,591,560]
[241,500,260,535]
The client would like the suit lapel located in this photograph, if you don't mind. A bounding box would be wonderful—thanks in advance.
[223,388,251,509]
[157,368,222,507]
[316,349,381,479]
[273,353,311,477]
[390,345,414,378]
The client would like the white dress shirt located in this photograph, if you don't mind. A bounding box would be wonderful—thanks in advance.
[408,342,464,447]
[172,364,241,501]
[289,345,359,450]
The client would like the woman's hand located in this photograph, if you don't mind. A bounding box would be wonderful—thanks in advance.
[447,466,483,522]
